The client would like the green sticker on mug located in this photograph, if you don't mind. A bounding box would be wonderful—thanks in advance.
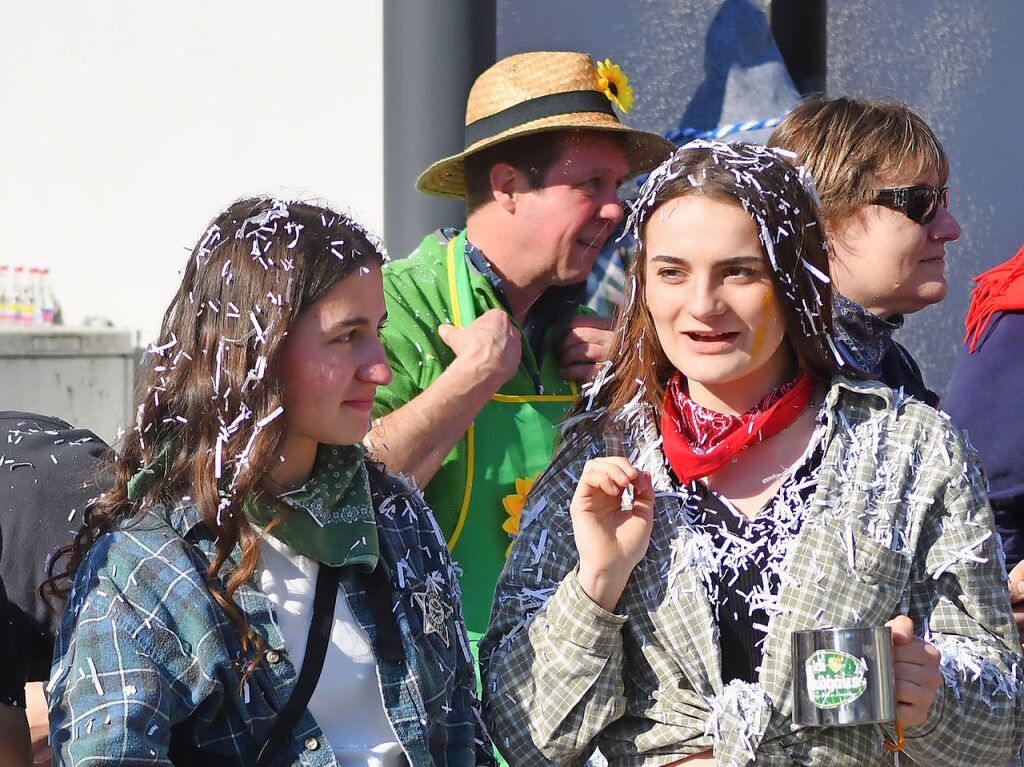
[805,650,868,708]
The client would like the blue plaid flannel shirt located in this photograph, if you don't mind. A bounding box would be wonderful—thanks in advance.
[48,464,494,767]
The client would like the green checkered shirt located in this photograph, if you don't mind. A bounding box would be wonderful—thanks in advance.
[480,377,1024,766]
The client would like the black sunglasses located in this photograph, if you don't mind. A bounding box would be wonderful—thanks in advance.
[871,184,949,224]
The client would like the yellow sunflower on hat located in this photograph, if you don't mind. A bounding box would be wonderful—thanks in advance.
[596,58,634,113]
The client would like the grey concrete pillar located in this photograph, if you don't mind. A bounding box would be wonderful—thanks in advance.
[497,0,1024,393]
[828,1,1024,393]
[383,0,495,260]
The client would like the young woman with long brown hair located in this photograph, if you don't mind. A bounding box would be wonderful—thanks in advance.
[45,198,493,766]
[480,142,1024,766]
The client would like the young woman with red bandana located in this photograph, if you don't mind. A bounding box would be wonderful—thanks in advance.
[480,142,1024,767]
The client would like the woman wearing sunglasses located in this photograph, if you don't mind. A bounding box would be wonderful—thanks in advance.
[480,142,1022,766]
[769,96,960,407]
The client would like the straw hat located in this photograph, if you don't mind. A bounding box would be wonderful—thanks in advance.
[417,51,676,199]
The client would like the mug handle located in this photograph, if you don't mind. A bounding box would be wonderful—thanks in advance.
[883,721,906,753]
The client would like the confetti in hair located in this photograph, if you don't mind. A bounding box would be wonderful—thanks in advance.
[129,196,389,516]
[623,140,838,371]
[625,139,822,259]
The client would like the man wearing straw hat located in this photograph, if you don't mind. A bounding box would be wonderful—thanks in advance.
[368,51,673,645]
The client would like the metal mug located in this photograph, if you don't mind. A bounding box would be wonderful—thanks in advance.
[791,626,896,726]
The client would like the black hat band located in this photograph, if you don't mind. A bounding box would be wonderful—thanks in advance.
[464,90,615,148]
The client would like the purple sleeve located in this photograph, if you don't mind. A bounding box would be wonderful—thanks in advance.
[945,310,1024,562]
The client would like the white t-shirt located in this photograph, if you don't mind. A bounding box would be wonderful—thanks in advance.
[258,534,408,766]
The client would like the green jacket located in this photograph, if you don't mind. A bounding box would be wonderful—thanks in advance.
[373,230,580,540]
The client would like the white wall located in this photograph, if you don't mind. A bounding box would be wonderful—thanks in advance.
[827,1,1024,392]
[498,0,1024,392]
[0,1,384,347]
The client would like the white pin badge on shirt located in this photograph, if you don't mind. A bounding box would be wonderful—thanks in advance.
[413,580,453,648]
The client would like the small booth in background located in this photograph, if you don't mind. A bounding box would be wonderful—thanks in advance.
[0,325,135,445]
[1,264,136,443]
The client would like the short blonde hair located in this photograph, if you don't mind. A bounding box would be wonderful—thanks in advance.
[768,96,949,224]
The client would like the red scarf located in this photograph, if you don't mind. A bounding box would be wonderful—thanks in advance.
[660,371,815,484]
[964,243,1024,352]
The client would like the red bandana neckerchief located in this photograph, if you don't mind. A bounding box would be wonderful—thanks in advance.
[660,370,816,484]
[964,243,1024,352]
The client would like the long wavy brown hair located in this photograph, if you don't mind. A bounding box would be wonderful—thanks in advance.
[575,141,850,419]
[44,197,385,679]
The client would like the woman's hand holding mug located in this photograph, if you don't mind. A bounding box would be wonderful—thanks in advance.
[886,615,943,728]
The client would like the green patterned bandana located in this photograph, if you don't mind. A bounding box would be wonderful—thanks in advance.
[126,441,173,502]
[244,444,379,570]
[128,442,379,570]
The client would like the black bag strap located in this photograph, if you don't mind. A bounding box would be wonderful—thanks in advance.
[362,562,405,664]
[255,562,406,767]
[256,563,341,767]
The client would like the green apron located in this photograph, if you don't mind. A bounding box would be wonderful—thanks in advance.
[429,231,577,637]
